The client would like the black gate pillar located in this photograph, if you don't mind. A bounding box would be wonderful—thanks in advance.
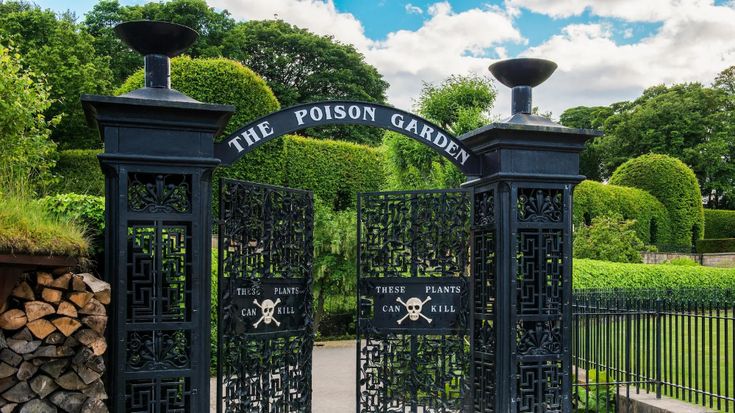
[82,22,234,412]
[462,59,601,412]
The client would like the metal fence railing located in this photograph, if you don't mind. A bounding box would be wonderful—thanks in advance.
[572,289,735,412]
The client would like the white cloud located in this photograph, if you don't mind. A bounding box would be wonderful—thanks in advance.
[507,0,712,22]
[405,3,423,14]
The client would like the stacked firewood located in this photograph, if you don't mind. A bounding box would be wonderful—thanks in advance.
[0,270,109,412]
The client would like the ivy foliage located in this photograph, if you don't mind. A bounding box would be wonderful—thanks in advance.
[0,2,113,150]
[0,42,58,191]
[573,180,670,245]
[704,209,735,239]
[573,215,644,263]
[610,154,704,248]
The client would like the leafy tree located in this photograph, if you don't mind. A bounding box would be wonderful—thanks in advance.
[383,74,495,190]
[559,105,613,181]
[573,215,645,263]
[313,198,356,334]
[222,20,388,145]
[83,0,236,85]
[0,42,58,191]
[0,2,113,150]
[595,83,735,206]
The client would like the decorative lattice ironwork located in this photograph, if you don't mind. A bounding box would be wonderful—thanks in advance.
[129,173,192,213]
[218,179,313,413]
[357,189,471,412]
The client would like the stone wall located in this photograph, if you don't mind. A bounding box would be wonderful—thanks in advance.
[642,252,735,268]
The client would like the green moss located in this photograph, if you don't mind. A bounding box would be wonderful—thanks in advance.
[704,209,735,239]
[0,194,89,257]
[609,154,704,248]
[573,259,735,290]
[573,180,671,245]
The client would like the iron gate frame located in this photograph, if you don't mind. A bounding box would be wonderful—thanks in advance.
[217,178,314,413]
[356,188,473,413]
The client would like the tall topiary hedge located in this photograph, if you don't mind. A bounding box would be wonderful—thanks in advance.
[704,209,735,239]
[609,154,704,248]
[49,149,105,196]
[573,180,670,245]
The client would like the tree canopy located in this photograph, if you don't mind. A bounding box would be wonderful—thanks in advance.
[383,74,495,190]
[0,2,113,150]
[222,20,388,145]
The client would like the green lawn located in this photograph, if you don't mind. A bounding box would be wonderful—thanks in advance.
[573,310,735,412]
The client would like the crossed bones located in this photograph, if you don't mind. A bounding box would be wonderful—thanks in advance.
[252,298,281,328]
[396,296,433,325]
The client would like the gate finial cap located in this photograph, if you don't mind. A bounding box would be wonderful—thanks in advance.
[489,58,557,116]
[114,20,198,57]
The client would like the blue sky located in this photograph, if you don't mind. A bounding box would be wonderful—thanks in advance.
[33,0,735,117]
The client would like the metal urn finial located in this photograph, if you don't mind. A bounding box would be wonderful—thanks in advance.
[114,20,199,102]
[489,58,557,115]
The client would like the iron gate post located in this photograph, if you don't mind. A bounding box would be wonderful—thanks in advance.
[82,21,234,412]
[461,58,601,412]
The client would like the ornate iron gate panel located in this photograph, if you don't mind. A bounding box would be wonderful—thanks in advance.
[217,179,314,413]
[357,189,472,412]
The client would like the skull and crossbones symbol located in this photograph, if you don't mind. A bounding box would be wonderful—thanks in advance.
[252,298,281,328]
[396,296,432,324]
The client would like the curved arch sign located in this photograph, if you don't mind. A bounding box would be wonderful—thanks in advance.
[214,101,482,176]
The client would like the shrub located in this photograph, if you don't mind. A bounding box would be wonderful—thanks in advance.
[285,136,385,210]
[573,180,670,245]
[696,238,735,253]
[665,257,700,266]
[573,259,735,290]
[573,215,644,263]
[609,154,704,248]
[704,209,735,239]
[48,150,104,196]
[38,194,105,237]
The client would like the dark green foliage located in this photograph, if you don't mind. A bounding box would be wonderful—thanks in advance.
[284,136,385,210]
[696,238,735,253]
[0,2,114,149]
[38,194,105,237]
[116,56,280,135]
[573,259,735,290]
[83,0,236,84]
[221,20,388,145]
[573,215,644,263]
[610,154,704,248]
[559,106,612,181]
[573,180,670,245]
[705,209,735,238]
[48,150,104,196]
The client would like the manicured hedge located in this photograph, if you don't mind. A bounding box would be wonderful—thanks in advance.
[696,238,735,253]
[573,180,670,245]
[49,150,104,196]
[284,135,385,209]
[573,258,735,290]
[116,56,280,136]
[704,209,735,239]
[610,154,704,248]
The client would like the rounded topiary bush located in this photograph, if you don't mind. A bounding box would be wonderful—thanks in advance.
[117,56,282,188]
[116,56,279,134]
[609,154,704,248]
[573,180,671,245]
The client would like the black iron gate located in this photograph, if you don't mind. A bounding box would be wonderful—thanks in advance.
[357,189,472,412]
[217,179,314,413]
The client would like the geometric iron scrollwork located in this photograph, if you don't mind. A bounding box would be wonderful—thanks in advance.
[129,173,192,213]
[357,189,471,413]
[126,330,191,371]
[517,229,563,315]
[126,377,191,413]
[517,362,563,412]
[517,188,562,223]
[218,179,314,413]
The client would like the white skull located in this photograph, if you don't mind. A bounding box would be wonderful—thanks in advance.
[261,299,277,324]
[406,297,424,321]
